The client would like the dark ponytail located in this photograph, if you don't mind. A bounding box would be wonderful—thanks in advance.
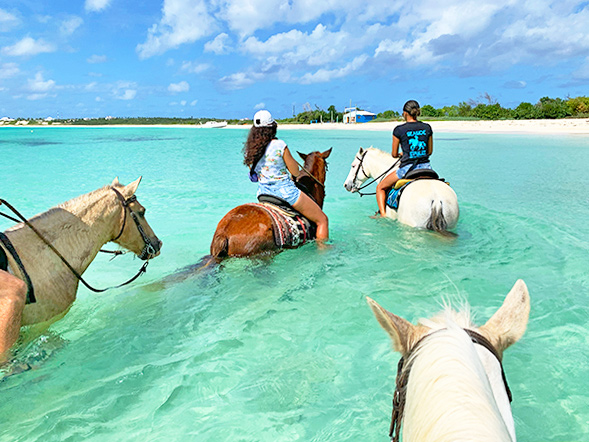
[403,100,421,119]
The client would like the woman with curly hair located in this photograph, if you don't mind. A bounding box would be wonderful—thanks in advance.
[244,110,328,242]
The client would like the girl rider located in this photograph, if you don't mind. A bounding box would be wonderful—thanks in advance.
[375,100,433,217]
[244,110,329,243]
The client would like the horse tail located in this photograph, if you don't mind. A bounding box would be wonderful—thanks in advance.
[426,200,458,238]
[210,234,229,260]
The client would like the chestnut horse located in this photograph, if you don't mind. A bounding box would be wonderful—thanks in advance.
[210,148,331,259]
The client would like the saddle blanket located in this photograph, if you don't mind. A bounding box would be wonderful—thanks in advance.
[247,203,314,248]
[386,178,451,210]
[386,182,411,210]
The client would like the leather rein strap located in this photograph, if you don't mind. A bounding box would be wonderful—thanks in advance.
[353,151,400,197]
[0,188,150,295]
[389,328,512,442]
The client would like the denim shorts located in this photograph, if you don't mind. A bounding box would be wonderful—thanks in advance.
[397,162,432,179]
[257,179,301,205]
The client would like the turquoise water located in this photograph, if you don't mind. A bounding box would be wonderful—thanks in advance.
[1,127,588,441]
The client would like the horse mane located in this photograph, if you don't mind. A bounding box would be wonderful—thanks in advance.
[402,314,513,442]
[6,185,118,233]
[300,152,327,207]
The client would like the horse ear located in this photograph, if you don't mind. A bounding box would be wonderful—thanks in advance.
[367,297,418,356]
[111,177,120,186]
[321,147,332,159]
[298,151,308,161]
[123,176,142,197]
[359,147,364,154]
[479,279,530,357]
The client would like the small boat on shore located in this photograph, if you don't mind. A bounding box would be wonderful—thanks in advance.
[200,121,228,128]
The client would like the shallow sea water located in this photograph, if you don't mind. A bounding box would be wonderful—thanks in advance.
[0,126,588,441]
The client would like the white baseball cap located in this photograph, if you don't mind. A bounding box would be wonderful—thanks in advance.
[253,110,275,127]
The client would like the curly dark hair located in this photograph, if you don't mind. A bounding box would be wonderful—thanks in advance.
[243,122,278,167]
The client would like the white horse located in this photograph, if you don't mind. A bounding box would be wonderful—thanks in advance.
[344,147,459,232]
[368,279,530,442]
[0,177,162,361]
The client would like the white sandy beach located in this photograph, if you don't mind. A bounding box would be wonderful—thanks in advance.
[271,118,589,135]
[3,118,589,134]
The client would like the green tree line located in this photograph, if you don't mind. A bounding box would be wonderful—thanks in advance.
[417,96,589,120]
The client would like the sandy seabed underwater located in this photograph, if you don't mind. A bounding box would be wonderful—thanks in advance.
[0,127,588,441]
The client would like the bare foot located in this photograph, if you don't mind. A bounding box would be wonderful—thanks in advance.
[369,211,384,219]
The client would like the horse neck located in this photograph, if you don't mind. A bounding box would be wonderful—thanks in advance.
[303,158,326,208]
[7,187,122,274]
[365,148,398,179]
[402,326,514,442]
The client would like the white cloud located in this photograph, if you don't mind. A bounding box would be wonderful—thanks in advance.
[190,100,197,106]
[218,71,259,90]
[85,0,112,12]
[117,89,137,100]
[181,61,210,74]
[180,100,187,106]
[204,33,231,54]
[0,8,20,31]
[27,72,56,92]
[111,81,138,100]
[0,62,19,79]
[87,54,107,64]
[168,81,190,92]
[27,93,54,101]
[61,16,83,35]
[254,102,265,110]
[1,37,56,56]
[219,0,342,37]
[137,0,216,59]
[299,54,368,84]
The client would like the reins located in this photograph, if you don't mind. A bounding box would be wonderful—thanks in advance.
[0,188,152,294]
[352,150,400,197]
[294,158,326,188]
[388,328,512,442]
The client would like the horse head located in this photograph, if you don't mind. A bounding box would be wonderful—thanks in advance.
[343,147,373,192]
[367,280,530,442]
[110,177,162,260]
[296,148,332,208]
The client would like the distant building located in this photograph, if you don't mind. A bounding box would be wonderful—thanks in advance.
[343,107,376,124]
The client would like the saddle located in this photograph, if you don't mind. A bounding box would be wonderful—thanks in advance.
[386,169,446,210]
[253,194,316,248]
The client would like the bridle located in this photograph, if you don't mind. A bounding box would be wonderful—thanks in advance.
[350,150,400,197]
[0,187,157,296]
[388,328,512,442]
[111,187,158,260]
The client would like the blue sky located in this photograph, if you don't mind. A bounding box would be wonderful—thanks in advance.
[1,0,588,119]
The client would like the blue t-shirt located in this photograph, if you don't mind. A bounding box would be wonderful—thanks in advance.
[393,121,433,167]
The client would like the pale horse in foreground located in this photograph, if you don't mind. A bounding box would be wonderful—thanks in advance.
[344,147,459,232]
[368,279,530,442]
[0,178,162,362]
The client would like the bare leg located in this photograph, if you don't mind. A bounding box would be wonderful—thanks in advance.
[0,270,27,362]
[292,192,329,242]
[376,171,399,217]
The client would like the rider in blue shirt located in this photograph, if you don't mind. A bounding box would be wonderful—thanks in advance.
[375,100,433,217]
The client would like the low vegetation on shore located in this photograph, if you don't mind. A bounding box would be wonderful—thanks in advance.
[2,95,588,127]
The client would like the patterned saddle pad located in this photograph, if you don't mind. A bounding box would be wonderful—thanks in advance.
[249,196,315,248]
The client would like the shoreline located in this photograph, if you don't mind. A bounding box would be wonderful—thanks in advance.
[2,118,588,135]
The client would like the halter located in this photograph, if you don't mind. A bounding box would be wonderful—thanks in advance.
[111,187,158,260]
[0,187,156,295]
[350,150,400,197]
[388,328,512,442]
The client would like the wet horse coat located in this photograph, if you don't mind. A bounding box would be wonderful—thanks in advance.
[210,149,330,259]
